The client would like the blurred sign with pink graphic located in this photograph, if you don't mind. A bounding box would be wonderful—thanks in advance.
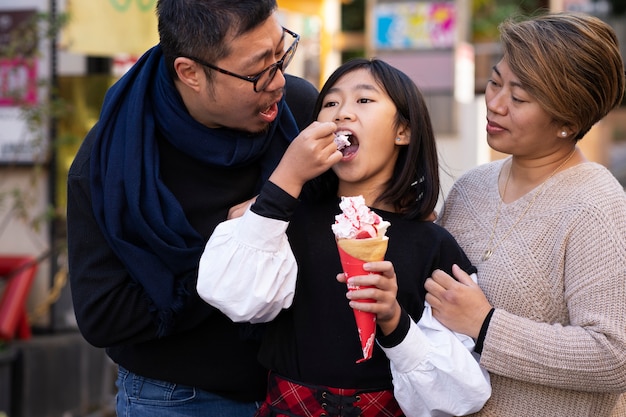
[0,9,38,107]
[0,58,37,106]
[0,9,42,163]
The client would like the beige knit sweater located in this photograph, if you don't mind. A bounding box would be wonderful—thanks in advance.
[438,160,626,417]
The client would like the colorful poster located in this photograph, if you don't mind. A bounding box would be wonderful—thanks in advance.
[373,2,456,50]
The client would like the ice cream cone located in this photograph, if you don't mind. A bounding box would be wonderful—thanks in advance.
[336,237,388,363]
[337,236,388,261]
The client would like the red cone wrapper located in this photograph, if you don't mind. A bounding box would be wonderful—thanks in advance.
[337,242,387,363]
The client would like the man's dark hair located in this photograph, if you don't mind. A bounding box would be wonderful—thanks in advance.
[156,0,278,79]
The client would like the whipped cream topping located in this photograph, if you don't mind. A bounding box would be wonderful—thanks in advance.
[334,132,351,150]
[332,195,390,239]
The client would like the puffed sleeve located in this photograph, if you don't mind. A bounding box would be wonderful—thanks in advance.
[197,208,297,323]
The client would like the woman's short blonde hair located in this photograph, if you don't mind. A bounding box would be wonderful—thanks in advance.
[499,12,625,140]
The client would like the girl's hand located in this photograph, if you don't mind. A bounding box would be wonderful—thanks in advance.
[337,261,402,336]
[425,264,492,338]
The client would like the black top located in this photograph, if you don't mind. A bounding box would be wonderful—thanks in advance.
[66,74,318,402]
[258,194,476,389]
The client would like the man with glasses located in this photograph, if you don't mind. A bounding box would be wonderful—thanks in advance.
[66,1,342,416]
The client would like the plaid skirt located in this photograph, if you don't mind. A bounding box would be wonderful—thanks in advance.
[255,372,404,417]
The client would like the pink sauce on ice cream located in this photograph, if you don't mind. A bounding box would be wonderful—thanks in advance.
[332,196,390,239]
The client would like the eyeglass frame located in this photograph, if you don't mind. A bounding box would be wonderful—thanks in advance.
[181,27,300,93]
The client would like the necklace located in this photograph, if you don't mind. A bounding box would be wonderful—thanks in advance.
[482,149,576,261]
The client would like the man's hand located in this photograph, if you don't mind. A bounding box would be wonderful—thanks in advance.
[425,264,492,339]
[227,197,257,219]
[269,121,343,198]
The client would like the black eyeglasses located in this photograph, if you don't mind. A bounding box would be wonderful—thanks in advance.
[183,27,300,93]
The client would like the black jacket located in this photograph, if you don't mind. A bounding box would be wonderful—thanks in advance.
[66,74,318,402]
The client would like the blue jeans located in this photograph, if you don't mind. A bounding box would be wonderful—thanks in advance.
[116,366,260,417]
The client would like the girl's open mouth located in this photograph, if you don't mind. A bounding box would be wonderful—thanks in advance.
[335,131,358,158]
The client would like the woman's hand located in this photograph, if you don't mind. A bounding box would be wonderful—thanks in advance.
[337,261,401,336]
[425,264,492,339]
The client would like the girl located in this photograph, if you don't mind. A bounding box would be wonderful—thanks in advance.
[198,58,491,416]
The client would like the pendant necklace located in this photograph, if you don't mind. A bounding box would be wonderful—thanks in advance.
[482,149,576,261]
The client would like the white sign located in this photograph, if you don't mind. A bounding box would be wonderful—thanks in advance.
[0,106,46,163]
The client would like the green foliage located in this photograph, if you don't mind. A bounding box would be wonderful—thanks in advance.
[341,0,365,32]
[472,0,546,42]
[0,11,73,235]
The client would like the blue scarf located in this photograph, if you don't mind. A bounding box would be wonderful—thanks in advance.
[90,45,298,336]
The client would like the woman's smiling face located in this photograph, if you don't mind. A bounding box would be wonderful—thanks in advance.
[317,68,407,197]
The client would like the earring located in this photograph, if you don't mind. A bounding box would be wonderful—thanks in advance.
[395,137,401,142]
[560,131,568,137]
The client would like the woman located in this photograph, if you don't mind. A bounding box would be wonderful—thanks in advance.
[425,12,626,417]
[198,58,490,416]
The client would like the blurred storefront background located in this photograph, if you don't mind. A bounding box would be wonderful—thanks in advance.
[0,1,624,416]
